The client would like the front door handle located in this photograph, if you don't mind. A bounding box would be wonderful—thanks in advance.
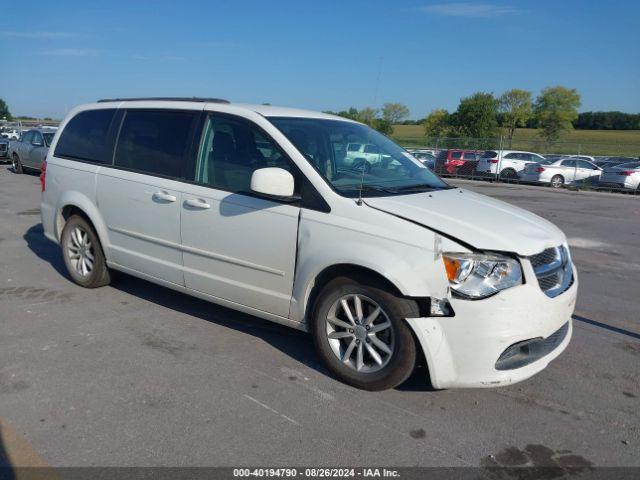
[184,198,211,210]
[152,191,177,203]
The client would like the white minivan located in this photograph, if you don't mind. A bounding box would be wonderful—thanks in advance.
[41,98,577,391]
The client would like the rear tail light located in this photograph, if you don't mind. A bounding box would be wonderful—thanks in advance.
[40,160,47,192]
[619,171,633,176]
[535,167,545,173]
[489,159,499,164]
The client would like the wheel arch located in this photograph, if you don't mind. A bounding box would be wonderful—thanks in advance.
[297,263,430,327]
[55,193,110,255]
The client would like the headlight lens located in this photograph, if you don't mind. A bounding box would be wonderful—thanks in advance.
[442,252,522,299]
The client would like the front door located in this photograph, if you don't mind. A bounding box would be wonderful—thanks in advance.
[180,114,300,317]
[27,131,48,169]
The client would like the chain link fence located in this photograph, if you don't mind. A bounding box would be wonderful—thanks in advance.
[403,136,640,196]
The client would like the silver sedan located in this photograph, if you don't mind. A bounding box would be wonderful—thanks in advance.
[598,161,640,192]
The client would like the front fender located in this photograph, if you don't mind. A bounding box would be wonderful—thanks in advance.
[290,210,450,323]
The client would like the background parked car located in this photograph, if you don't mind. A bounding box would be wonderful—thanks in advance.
[409,151,436,170]
[0,138,9,162]
[9,128,55,174]
[520,158,602,188]
[598,161,640,191]
[476,150,546,179]
[434,149,480,175]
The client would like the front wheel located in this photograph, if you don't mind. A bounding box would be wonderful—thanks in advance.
[311,277,418,391]
[61,215,112,288]
[12,154,23,174]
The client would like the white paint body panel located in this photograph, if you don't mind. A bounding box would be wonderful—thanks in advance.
[41,100,577,389]
[180,183,299,317]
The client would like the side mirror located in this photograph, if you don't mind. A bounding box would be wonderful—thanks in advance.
[251,167,296,199]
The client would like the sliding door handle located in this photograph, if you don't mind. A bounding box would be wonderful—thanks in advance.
[184,198,211,210]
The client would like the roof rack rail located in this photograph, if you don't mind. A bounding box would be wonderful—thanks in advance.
[97,97,230,104]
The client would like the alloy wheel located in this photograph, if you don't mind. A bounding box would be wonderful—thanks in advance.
[325,294,394,373]
[66,226,95,277]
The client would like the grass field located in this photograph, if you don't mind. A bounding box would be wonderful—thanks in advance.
[392,126,640,157]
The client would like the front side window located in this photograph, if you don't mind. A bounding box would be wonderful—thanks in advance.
[195,115,295,193]
[55,109,117,163]
[33,132,44,145]
[451,151,462,160]
[561,159,577,168]
[268,117,449,197]
[43,132,55,146]
[114,110,197,178]
[22,131,34,144]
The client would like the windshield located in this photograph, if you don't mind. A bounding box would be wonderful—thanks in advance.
[268,117,450,196]
[43,133,55,146]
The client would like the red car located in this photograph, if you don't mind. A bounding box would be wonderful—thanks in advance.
[435,149,481,175]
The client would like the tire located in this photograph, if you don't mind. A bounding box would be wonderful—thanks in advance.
[500,168,517,180]
[61,215,112,288]
[12,154,23,174]
[550,175,564,189]
[310,277,418,391]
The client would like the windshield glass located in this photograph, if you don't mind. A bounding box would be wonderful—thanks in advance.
[268,117,450,196]
[43,133,55,146]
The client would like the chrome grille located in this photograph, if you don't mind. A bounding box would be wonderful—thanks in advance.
[529,245,573,298]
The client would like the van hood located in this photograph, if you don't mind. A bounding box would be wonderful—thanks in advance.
[364,188,565,256]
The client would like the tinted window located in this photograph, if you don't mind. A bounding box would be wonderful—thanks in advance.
[347,143,362,152]
[114,110,197,178]
[33,132,44,145]
[451,151,462,159]
[504,153,518,159]
[462,152,477,160]
[482,150,497,158]
[195,115,294,193]
[55,109,117,163]
[561,159,577,167]
[22,131,34,144]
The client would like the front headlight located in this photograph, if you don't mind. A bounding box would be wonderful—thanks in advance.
[442,252,522,299]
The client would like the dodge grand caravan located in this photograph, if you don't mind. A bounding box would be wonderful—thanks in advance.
[41,98,577,391]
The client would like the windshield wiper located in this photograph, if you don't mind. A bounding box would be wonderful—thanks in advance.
[390,184,450,193]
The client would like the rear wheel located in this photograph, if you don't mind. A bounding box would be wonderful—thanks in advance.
[311,277,418,391]
[61,215,112,288]
[500,168,518,180]
[550,175,564,188]
[12,154,23,174]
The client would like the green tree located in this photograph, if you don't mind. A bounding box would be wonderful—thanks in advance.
[451,92,500,143]
[499,89,532,147]
[356,107,378,126]
[373,118,393,135]
[381,103,410,124]
[423,109,451,137]
[0,99,12,121]
[534,86,581,143]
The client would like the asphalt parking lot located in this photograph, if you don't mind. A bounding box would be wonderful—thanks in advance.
[0,166,638,469]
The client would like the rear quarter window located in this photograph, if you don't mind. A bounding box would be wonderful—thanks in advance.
[54,109,118,163]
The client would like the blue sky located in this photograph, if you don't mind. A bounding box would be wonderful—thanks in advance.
[2,0,639,119]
